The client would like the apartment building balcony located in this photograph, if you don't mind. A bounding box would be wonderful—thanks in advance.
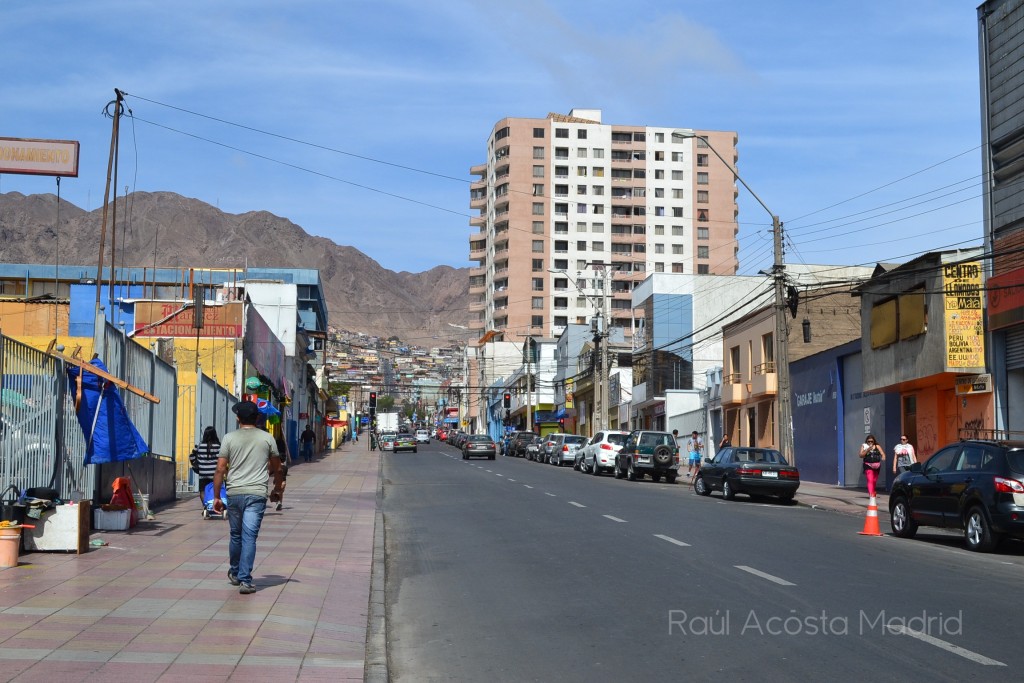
[469,245,486,262]
[470,162,487,176]
[721,373,746,406]
[470,195,486,210]
[469,266,486,279]
[470,214,486,227]
[469,299,486,312]
[751,362,777,398]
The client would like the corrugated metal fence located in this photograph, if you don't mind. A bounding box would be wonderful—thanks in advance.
[177,372,238,493]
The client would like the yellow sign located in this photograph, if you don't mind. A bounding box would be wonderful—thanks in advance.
[943,262,984,369]
[565,378,574,409]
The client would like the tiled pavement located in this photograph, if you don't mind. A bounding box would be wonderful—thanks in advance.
[0,440,381,683]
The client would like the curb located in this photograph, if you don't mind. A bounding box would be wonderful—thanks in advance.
[365,452,389,683]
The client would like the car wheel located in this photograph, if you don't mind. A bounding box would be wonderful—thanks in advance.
[665,472,677,484]
[778,493,795,504]
[964,506,1000,552]
[573,459,580,471]
[591,461,600,476]
[694,474,710,496]
[722,478,736,500]
[651,473,662,483]
[489,455,495,460]
[614,458,624,479]
[413,448,417,453]
[627,460,638,481]
[889,497,917,538]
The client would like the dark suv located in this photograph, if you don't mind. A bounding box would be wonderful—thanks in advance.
[615,430,680,483]
[889,439,1024,552]
[507,431,537,458]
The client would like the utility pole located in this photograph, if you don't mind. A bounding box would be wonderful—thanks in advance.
[525,334,533,432]
[772,215,794,462]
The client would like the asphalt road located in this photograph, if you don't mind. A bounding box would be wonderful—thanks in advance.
[383,441,1024,682]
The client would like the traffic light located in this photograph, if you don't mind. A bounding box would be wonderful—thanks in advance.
[369,391,377,410]
[559,418,565,429]
[503,392,511,409]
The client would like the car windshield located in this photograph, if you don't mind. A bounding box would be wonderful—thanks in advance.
[607,433,628,446]
[733,449,787,465]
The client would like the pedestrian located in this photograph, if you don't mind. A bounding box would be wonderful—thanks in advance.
[719,433,732,450]
[354,428,359,443]
[685,430,703,477]
[273,432,290,512]
[212,400,284,594]
[300,423,316,462]
[859,434,886,497]
[191,426,220,507]
[892,434,917,475]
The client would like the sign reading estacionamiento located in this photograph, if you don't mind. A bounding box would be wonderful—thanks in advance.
[0,137,80,177]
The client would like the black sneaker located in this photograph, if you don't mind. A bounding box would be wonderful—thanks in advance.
[228,571,240,586]
[239,583,256,594]
[276,503,283,511]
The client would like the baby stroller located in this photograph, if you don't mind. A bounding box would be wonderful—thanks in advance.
[201,482,228,519]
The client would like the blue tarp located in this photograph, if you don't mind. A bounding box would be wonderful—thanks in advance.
[67,359,149,465]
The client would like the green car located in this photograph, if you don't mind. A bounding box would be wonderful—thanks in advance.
[393,433,418,453]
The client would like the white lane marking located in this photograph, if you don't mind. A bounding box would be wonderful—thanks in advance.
[654,534,690,547]
[545,492,556,497]
[508,479,516,482]
[569,501,586,508]
[603,515,627,523]
[524,485,533,489]
[495,473,504,477]
[888,625,1005,666]
[734,565,796,586]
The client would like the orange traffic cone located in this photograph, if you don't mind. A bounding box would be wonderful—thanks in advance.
[858,495,884,536]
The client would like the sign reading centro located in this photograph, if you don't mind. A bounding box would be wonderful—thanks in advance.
[0,137,80,177]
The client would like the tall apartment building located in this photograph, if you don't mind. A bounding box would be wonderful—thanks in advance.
[468,108,739,342]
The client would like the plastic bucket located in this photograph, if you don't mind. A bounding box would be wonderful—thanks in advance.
[0,529,21,568]
[134,494,150,518]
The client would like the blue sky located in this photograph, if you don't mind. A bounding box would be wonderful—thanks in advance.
[1,1,984,275]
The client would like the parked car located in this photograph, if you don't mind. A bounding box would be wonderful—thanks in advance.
[541,433,568,462]
[415,429,430,444]
[576,430,629,475]
[693,447,799,503]
[507,431,537,458]
[379,432,398,452]
[437,428,448,441]
[393,432,418,453]
[615,430,680,483]
[524,434,544,461]
[550,434,587,466]
[889,439,1024,552]
[462,434,497,460]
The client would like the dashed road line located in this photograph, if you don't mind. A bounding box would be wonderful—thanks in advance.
[887,625,1005,666]
[508,479,516,482]
[569,501,586,508]
[654,534,690,547]
[734,565,795,586]
[524,485,533,489]
[603,515,627,523]
[545,493,556,497]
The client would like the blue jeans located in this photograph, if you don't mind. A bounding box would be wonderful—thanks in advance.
[302,442,313,461]
[227,494,267,585]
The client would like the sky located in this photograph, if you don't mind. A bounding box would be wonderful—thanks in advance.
[0,1,986,277]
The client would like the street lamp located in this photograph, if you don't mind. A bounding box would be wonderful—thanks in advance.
[671,130,794,462]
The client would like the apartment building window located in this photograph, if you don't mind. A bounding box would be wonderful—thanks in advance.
[576,129,587,140]
[698,246,709,258]
[576,221,587,232]
[533,146,545,159]
[533,184,545,196]
[573,202,583,214]
[577,184,587,195]
[593,148,604,158]
[654,150,665,161]
[697,264,710,274]
[655,132,665,143]
[634,169,646,179]
[697,154,709,167]
[531,315,544,327]
[592,222,605,232]
[653,224,664,235]
[532,278,545,291]
[697,190,709,203]
[556,128,569,138]
[577,240,587,251]
[655,169,664,179]
[697,137,709,148]
[555,203,568,215]
[532,240,544,252]
[593,204,605,214]
[533,165,545,178]
[592,241,604,251]
[532,297,544,309]
[532,258,543,271]
[533,127,545,138]
[554,221,568,233]
[594,167,605,177]
[672,189,685,199]
[554,258,568,270]
[672,225,684,236]
[555,240,568,252]
[555,277,569,290]
[533,202,544,215]
[655,243,665,254]
[672,263,685,273]
[672,151,684,162]
[577,260,587,270]
[554,297,568,309]
[697,209,709,222]
[672,244,684,255]
[672,207,684,217]
[697,172,709,185]
[494,126,510,141]
[532,221,544,233]
[655,262,664,272]
[554,316,568,327]
[577,166,588,177]
[697,227,709,240]
[654,188,665,198]
[655,206,665,216]
[592,185,604,195]
[672,170,684,181]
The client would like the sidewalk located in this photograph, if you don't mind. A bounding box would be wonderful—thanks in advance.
[0,440,382,683]
[796,480,890,520]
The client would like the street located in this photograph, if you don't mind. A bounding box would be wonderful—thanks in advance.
[384,441,1022,682]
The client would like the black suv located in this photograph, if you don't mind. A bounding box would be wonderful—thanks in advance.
[889,439,1024,552]
[507,431,537,458]
[615,430,680,483]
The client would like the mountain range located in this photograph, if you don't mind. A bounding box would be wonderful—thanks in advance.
[0,191,471,342]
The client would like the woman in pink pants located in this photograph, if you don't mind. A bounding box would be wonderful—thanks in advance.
[859,434,886,497]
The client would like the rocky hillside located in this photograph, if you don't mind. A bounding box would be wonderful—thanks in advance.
[0,191,471,341]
